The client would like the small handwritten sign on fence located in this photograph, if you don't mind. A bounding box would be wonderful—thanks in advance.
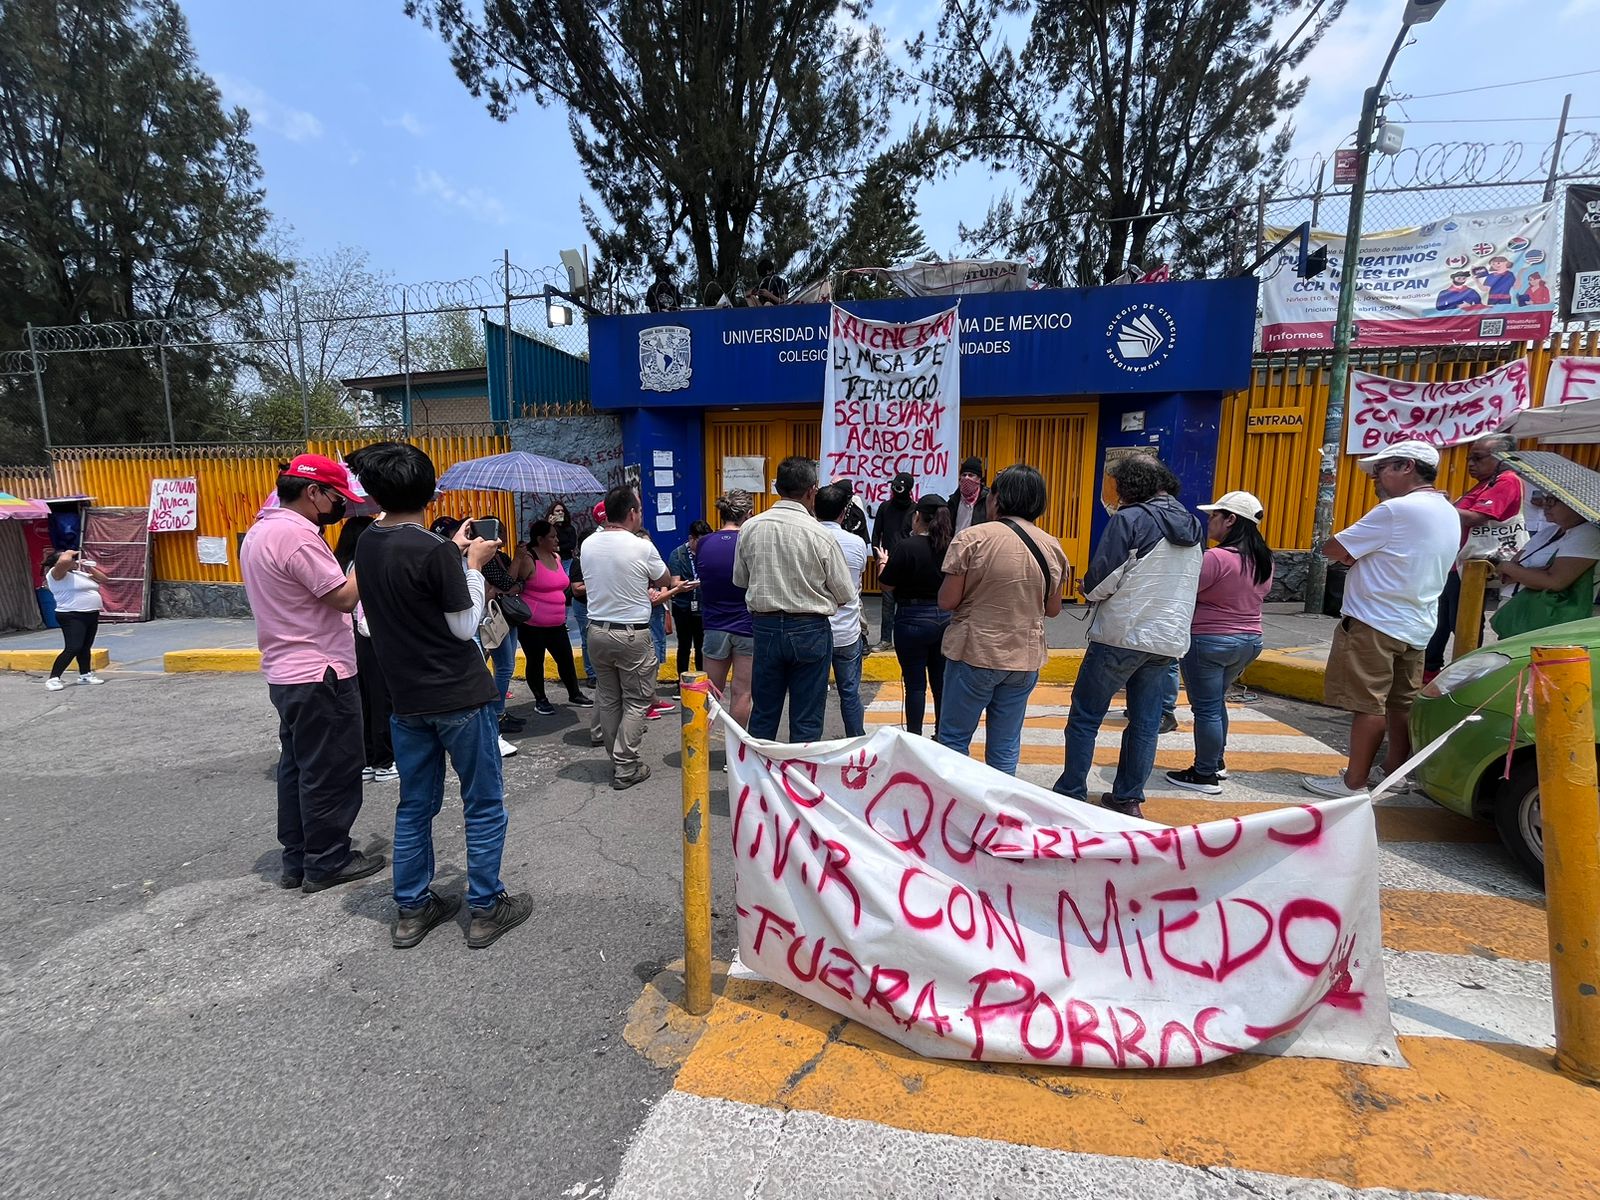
[1346,359,1531,454]
[821,304,961,507]
[147,476,198,533]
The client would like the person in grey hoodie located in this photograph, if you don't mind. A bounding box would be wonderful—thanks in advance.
[1053,454,1203,817]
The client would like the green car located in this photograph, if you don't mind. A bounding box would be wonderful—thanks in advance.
[1409,616,1600,886]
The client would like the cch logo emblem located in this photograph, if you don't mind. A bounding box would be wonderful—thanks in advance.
[639,325,692,392]
[1105,303,1177,373]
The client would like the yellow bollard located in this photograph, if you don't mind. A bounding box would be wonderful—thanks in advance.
[679,670,713,1016]
[1454,558,1491,660]
[1529,645,1600,1083]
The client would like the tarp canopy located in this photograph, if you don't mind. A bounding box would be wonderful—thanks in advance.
[1499,395,1600,444]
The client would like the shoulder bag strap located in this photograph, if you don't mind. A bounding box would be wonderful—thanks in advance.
[999,518,1053,606]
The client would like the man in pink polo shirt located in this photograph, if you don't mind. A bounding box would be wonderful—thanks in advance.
[240,454,385,893]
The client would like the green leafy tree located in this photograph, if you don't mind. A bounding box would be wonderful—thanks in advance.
[408,307,487,371]
[0,0,289,456]
[802,156,935,299]
[406,0,898,305]
[907,0,1343,285]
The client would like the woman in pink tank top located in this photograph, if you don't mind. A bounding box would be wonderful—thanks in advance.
[513,520,592,716]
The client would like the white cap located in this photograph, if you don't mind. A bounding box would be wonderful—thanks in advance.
[1357,439,1440,472]
[1197,490,1265,521]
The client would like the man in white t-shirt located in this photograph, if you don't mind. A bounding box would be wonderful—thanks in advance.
[582,486,672,790]
[1305,440,1461,798]
[816,482,871,737]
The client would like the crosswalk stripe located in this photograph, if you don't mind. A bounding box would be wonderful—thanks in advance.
[865,711,1304,735]
[997,745,1344,771]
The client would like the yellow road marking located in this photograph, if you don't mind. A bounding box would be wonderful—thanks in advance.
[1381,889,1549,962]
[673,979,1597,1200]
[1137,798,1499,844]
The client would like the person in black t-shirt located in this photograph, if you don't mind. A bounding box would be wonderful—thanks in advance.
[746,257,788,306]
[347,441,533,952]
[875,494,953,736]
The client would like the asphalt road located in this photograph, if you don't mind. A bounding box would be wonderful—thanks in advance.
[0,667,1447,1199]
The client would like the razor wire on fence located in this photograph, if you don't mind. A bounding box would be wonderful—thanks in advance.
[0,255,593,464]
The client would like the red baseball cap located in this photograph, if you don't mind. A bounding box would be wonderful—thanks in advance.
[280,454,363,504]
[592,499,607,522]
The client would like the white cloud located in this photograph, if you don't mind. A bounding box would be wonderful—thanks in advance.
[385,112,430,138]
[212,72,324,143]
[1562,0,1600,19]
[413,167,509,225]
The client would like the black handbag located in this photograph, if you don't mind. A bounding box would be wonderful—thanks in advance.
[498,593,533,625]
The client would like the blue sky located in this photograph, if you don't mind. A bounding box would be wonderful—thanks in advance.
[181,0,1600,290]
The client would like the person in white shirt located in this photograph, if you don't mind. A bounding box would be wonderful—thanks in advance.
[1305,440,1461,798]
[816,483,871,737]
[43,548,109,689]
[582,486,673,790]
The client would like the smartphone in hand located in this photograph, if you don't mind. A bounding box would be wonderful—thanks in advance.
[472,517,503,544]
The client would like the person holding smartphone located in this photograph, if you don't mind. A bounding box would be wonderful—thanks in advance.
[43,547,109,690]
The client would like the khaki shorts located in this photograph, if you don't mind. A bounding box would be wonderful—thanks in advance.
[1324,616,1424,717]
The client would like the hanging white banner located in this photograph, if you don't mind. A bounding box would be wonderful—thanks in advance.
[882,258,1029,297]
[1544,356,1600,407]
[1346,359,1532,455]
[726,721,1402,1069]
[821,304,961,509]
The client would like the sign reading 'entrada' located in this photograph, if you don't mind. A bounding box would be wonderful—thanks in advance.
[589,279,1259,409]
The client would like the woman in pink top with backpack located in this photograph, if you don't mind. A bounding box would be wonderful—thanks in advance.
[1165,490,1274,796]
[514,519,593,716]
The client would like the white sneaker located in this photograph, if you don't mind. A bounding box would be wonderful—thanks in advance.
[45,677,65,691]
[1301,773,1366,799]
[79,672,105,685]
[372,765,400,782]
[362,766,376,782]
[498,736,518,758]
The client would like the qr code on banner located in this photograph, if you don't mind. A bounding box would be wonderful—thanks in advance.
[1478,317,1506,338]
[1573,271,1600,313]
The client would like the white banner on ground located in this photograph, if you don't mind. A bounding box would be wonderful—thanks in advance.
[725,720,1402,1069]
[883,258,1029,297]
[821,305,961,508]
[147,477,198,532]
[1346,359,1532,455]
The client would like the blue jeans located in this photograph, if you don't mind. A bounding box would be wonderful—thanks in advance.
[485,631,517,716]
[750,613,832,742]
[1181,633,1264,775]
[650,605,667,666]
[390,703,507,911]
[937,659,1039,776]
[571,600,596,684]
[893,602,950,736]
[1055,642,1176,805]
[832,637,865,738]
[1162,659,1180,718]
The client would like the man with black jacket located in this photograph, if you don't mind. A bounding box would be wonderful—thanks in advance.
[871,472,917,650]
[948,457,991,534]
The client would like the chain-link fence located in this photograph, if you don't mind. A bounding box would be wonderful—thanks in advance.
[0,257,594,464]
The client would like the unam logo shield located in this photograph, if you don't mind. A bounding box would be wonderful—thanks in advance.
[639,325,692,392]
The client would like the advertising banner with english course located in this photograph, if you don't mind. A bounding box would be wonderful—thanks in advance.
[147,477,198,533]
[1261,204,1556,351]
[821,304,961,507]
[727,720,1401,1069]
[1346,359,1531,455]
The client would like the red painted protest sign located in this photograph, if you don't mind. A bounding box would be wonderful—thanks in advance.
[821,304,961,506]
[1346,359,1530,454]
[726,722,1401,1069]
[147,477,198,533]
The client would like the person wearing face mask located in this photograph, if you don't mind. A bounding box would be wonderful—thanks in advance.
[240,454,384,895]
[947,458,991,534]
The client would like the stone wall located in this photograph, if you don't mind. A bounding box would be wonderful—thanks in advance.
[1268,551,1311,604]
[508,414,624,538]
[154,582,253,619]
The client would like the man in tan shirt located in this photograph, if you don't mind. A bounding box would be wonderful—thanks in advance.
[936,464,1072,776]
[733,456,856,741]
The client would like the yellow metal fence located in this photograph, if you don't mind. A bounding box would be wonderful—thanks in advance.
[1220,332,1600,550]
[9,429,513,585]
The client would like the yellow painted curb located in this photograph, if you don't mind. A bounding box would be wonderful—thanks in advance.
[165,648,262,673]
[1239,649,1327,704]
[0,647,110,672]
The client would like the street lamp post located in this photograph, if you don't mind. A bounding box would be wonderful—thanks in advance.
[1303,0,1448,614]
